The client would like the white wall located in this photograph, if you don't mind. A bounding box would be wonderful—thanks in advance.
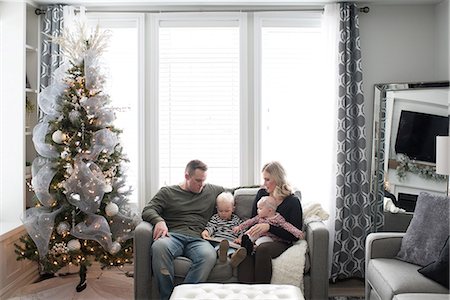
[0,1,26,231]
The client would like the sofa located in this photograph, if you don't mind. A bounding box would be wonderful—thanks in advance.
[365,192,449,300]
[134,187,329,300]
[365,232,449,300]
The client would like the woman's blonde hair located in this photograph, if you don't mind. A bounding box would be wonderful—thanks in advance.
[262,161,292,200]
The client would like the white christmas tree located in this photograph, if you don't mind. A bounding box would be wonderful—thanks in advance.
[15,23,140,292]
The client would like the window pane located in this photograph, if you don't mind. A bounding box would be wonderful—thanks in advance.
[88,19,139,204]
[159,26,240,187]
[260,24,335,202]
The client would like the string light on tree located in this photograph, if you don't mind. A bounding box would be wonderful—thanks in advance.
[14,22,140,293]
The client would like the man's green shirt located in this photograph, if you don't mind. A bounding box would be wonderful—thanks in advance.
[142,184,227,238]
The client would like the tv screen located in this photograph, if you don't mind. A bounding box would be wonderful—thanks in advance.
[395,110,449,163]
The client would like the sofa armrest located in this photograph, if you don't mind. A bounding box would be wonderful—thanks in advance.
[365,232,405,300]
[134,221,154,300]
[306,221,329,300]
[365,232,405,260]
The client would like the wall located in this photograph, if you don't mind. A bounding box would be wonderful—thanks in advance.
[435,0,449,81]
[0,2,40,297]
[359,2,449,165]
[360,4,437,127]
[0,0,26,231]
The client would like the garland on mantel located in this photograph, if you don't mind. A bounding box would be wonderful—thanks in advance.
[396,154,447,182]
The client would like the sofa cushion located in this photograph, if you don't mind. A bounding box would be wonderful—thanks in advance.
[393,294,450,300]
[396,192,449,266]
[234,188,260,220]
[367,258,449,300]
[418,236,449,288]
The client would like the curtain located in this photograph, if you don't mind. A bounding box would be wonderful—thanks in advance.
[40,4,65,91]
[330,2,374,281]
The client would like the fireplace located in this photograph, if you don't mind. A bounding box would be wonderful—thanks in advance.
[397,193,418,212]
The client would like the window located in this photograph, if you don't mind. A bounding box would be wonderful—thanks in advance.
[146,11,334,206]
[256,13,335,202]
[154,14,244,188]
[87,14,143,204]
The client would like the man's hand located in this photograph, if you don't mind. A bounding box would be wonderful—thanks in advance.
[201,230,210,239]
[153,221,169,240]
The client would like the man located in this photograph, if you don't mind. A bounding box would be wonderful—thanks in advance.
[142,160,228,300]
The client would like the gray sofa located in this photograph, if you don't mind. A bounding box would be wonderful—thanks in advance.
[381,212,413,232]
[134,187,329,300]
[365,232,449,300]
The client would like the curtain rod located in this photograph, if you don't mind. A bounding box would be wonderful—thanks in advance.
[36,6,369,15]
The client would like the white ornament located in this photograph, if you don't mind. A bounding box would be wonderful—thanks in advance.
[56,221,70,235]
[52,130,66,144]
[61,151,69,159]
[104,184,112,193]
[66,164,73,175]
[69,111,81,126]
[109,241,121,255]
[49,242,69,255]
[105,202,119,217]
[117,186,128,194]
[67,239,81,251]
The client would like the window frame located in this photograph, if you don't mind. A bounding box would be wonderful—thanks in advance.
[146,12,249,202]
[86,12,146,209]
[145,11,325,207]
[252,11,324,182]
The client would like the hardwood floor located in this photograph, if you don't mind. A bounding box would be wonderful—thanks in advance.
[10,262,365,300]
[328,278,365,298]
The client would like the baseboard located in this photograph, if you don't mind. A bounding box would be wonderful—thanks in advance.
[0,225,40,299]
[0,261,39,299]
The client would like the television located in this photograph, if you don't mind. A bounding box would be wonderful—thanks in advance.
[395,110,449,163]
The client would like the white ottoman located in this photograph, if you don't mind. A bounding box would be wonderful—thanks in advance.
[170,283,304,300]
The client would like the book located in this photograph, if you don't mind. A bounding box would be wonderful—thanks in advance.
[204,237,241,249]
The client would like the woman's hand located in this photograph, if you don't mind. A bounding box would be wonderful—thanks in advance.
[201,230,210,239]
[246,223,270,237]
[232,226,240,233]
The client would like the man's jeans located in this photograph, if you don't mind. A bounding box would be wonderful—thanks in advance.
[152,232,216,300]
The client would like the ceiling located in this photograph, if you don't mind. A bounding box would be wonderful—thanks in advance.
[32,0,446,6]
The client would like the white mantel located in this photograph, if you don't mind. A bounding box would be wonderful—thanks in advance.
[387,168,447,199]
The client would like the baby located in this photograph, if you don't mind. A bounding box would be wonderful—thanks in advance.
[233,195,304,254]
[201,192,247,268]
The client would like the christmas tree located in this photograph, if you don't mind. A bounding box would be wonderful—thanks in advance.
[15,23,140,292]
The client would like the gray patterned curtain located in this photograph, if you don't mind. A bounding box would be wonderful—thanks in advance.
[330,2,373,281]
[40,4,65,91]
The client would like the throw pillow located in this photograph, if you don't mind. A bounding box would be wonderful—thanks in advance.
[396,192,449,266]
[418,236,449,288]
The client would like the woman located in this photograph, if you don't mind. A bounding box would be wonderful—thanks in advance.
[238,161,303,283]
